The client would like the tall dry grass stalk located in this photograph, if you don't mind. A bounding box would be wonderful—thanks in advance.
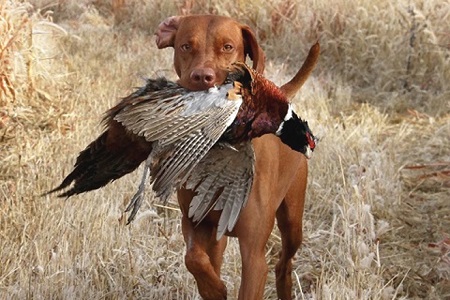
[1,0,449,299]
[0,0,31,104]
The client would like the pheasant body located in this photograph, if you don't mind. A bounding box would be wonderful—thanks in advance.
[48,63,316,239]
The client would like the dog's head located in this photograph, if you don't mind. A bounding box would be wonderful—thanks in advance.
[155,15,265,91]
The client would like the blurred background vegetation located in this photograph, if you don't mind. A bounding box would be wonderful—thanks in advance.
[1,0,449,299]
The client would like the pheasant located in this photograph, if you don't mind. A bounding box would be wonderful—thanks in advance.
[48,62,316,239]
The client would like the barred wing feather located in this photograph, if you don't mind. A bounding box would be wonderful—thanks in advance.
[186,142,255,239]
[114,84,243,203]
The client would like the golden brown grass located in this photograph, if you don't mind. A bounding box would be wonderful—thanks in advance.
[1,0,449,299]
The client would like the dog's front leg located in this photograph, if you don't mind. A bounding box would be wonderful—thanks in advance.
[235,192,276,300]
[178,189,228,300]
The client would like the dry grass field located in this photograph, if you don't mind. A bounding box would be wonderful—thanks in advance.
[1,0,449,299]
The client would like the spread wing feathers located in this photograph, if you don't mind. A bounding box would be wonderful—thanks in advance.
[113,83,244,202]
[185,142,255,239]
[114,84,241,146]
[148,129,214,202]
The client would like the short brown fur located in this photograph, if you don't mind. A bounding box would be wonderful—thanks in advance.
[156,15,319,299]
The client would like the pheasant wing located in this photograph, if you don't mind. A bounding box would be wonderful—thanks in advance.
[186,142,255,240]
[148,96,243,202]
[114,84,241,145]
[113,83,244,202]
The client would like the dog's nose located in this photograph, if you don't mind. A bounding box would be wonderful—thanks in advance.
[190,68,216,87]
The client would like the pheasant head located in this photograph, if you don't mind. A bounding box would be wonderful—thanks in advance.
[222,62,316,156]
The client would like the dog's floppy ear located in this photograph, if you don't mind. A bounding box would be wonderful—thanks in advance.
[241,25,265,74]
[155,16,181,49]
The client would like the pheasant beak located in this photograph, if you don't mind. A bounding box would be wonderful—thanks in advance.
[226,81,243,101]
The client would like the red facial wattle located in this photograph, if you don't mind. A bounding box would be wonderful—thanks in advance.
[306,132,316,151]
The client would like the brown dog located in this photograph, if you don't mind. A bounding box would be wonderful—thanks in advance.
[155,15,319,300]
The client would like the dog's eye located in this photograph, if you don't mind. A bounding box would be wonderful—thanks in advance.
[180,44,191,52]
[223,44,234,52]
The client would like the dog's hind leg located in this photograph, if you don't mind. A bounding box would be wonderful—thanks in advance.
[275,157,308,300]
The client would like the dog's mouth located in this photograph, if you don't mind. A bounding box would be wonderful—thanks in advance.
[178,68,229,91]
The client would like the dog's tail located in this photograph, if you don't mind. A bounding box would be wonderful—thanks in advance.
[280,42,320,99]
